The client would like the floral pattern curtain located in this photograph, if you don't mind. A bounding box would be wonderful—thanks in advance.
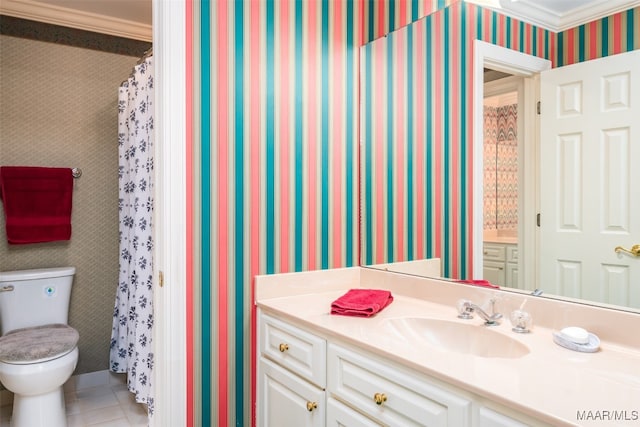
[110,55,155,415]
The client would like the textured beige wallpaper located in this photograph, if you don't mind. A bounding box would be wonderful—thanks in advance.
[0,35,139,375]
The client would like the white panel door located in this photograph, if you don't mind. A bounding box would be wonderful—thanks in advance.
[539,49,640,308]
[258,357,325,427]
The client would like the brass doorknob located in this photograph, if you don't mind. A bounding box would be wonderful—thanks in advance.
[615,244,640,257]
[306,401,318,412]
[279,343,289,352]
[373,392,387,405]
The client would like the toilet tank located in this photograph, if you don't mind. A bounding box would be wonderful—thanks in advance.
[0,266,76,335]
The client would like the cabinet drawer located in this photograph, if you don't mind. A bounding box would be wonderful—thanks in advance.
[477,403,552,427]
[327,397,383,427]
[260,311,326,388]
[506,245,518,263]
[328,343,472,427]
[483,244,506,262]
[258,357,325,427]
[478,406,530,427]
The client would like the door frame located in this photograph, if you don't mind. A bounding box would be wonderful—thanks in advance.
[483,75,524,287]
[152,0,188,425]
[472,40,551,290]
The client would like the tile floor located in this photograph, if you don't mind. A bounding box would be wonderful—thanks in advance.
[0,377,148,427]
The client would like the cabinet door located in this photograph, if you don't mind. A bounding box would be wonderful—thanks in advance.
[506,245,518,263]
[483,260,506,287]
[258,357,325,427]
[326,397,383,427]
[505,263,518,288]
[328,344,472,427]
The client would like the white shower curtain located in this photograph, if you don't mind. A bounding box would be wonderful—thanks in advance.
[110,54,155,414]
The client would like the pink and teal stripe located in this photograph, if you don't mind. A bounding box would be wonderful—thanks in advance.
[197,0,387,425]
[190,1,640,425]
[360,4,640,278]
[556,7,639,66]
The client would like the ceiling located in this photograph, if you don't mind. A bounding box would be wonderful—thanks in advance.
[1,0,639,41]
[468,0,640,31]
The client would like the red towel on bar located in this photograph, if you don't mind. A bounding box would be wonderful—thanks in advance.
[331,289,394,318]
[455,279,500,289]
[0,166,74,244]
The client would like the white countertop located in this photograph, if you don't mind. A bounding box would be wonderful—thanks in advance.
[483,229,518,245]
[256,269,640,427]
[483,236,518,244]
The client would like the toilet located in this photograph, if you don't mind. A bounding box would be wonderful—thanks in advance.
[0,267,79,427]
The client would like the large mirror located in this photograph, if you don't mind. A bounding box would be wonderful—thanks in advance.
[359,1,640,312]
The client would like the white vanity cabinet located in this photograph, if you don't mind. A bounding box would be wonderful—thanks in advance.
[258,310,550,427]
[258,311,326,427]
[483,242,518,288]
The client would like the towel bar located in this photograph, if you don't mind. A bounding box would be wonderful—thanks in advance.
[71,168,82,179]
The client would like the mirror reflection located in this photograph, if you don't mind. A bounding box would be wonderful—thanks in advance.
[359,1,640,312]
[481,78,521,289]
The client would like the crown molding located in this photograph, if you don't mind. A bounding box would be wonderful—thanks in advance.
[0,0,151,42]
[468,0,640,32]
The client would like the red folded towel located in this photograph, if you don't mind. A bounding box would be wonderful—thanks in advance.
[331,289,394,318]
[455,279,500,289]
[0,166,74,244]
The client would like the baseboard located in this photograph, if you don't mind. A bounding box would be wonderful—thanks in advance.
[63,369,126,393]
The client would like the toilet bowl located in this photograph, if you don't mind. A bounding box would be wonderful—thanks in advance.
[0,347,78,427]
[0,267,79,427]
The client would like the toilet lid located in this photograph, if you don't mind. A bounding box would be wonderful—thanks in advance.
[0,324,79,364]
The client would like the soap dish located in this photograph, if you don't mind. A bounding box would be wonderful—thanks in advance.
[552,331,601,353]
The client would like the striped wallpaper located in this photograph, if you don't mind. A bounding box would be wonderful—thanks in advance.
[556,6,639,66]
[190,1,640,426]
[360,3,640,279]
[361,0,457,42]
[194,1,450,426]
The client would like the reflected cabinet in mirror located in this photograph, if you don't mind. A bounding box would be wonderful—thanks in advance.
[359,2,640,312]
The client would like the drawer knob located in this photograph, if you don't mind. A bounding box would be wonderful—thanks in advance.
[279,343,289,352]
[373,392,387,405]
[306,401,318,412]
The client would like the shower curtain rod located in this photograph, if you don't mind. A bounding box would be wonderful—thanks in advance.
[136,47,153,65]
[120,46,153,87]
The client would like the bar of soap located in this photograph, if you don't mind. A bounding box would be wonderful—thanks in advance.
[559,326,590,344]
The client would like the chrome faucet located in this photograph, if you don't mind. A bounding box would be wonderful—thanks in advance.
[457,298,503,326]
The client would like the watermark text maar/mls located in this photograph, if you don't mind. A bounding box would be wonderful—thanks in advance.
[577,410,639,422]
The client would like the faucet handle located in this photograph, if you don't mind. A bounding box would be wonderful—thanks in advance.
[510,309,532,333]
[456,299,473,319]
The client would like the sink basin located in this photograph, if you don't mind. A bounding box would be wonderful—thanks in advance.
[383,317,530,359]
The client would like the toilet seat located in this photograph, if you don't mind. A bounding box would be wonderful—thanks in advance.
[0,324,79,365]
